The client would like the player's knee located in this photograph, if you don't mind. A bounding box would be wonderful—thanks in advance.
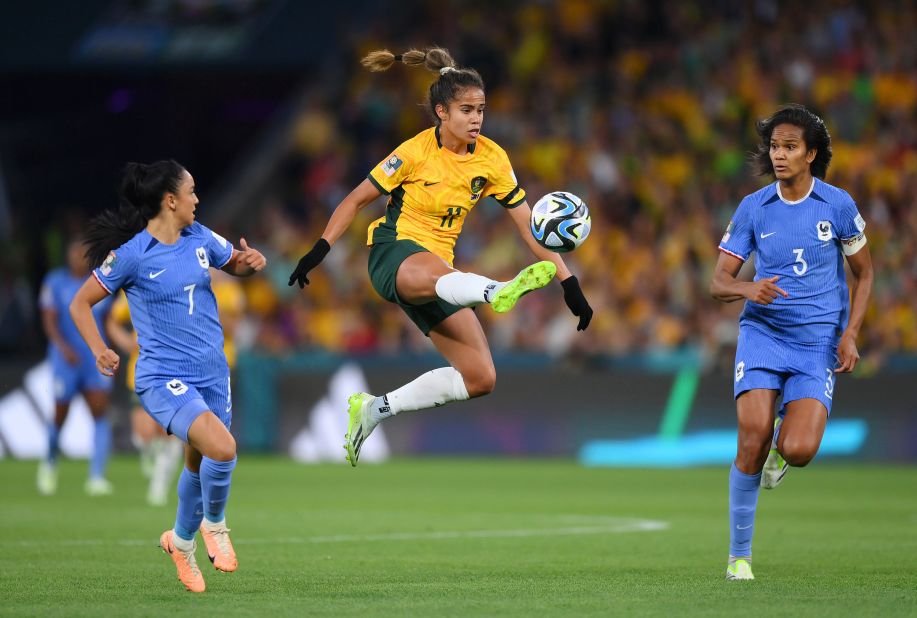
[465,365,496,397]
[210,435,237,462]
[781,437,818,467]
[738,424,771,457]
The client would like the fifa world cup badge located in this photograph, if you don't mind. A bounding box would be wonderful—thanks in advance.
[100,251,117,276]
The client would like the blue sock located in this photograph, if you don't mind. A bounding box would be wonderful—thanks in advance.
[47,424,61,463]
[90,417,111,479]
[200,456,236,522]
[729,462,762,557]
[174,468,203,541]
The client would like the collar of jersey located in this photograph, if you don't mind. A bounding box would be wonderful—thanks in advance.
[434,125,476,156]
[775,177,815,205]
[141,226,192,252]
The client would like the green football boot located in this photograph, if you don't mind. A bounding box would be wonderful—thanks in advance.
[343,392,377,467]
[490,261,557,313]
[725,557,754,581]
[762,416,788,489]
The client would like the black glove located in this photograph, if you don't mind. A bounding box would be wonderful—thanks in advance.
[561,275,593,331]
[288,239,331,288]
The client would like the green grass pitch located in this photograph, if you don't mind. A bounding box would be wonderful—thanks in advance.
[1,457,915,616]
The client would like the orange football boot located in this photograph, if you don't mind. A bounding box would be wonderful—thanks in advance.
[199,521,238,572]
[159,530,205,593]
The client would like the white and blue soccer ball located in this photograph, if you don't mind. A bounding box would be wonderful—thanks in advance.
[530,191,591,253]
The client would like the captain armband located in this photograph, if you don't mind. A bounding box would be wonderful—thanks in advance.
[841,233,867,256]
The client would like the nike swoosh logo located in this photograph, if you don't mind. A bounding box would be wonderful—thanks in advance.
[737,524,753,530]
[424,181,440,187]
[760,232,776,239]
[149,269,166,279]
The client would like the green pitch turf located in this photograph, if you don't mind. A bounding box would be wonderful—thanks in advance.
[1,457,915,617]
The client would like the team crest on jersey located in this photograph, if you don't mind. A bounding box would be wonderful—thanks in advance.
[381,154,403,177]
[816,220,832,241]
[196,247,209,268]
[100,251,117,276]
[470,176,487,194]
[721,220,734,243]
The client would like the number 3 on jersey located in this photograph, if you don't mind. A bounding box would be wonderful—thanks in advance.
[792,248,808,276]
[183,283,196,315]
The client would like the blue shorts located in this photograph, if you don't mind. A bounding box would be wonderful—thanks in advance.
[51,357,113,403]
[733,325,838,415]
[137,375,232,443]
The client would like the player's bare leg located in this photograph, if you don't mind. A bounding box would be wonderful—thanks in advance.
[777,398,828,466]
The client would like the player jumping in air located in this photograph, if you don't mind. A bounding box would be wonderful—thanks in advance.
[711,105,873,580]
[70,160,267,593]
[288,47,593,466]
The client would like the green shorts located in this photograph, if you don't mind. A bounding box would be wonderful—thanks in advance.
[368,239,463,336]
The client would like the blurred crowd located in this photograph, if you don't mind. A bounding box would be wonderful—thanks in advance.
[217,0,916,371]
[9,0,916,372]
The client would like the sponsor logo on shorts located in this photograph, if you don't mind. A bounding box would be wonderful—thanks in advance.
[166,379,189,396]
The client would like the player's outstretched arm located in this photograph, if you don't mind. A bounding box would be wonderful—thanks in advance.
[69,278,120,376]
[505,200,593,330]
[836,244,874,373]
[288,178,381,288]
[221,237,267,277]
[711,251,788,304]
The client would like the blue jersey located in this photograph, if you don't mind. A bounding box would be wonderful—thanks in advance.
[719,178,866,345]
[92,222,235,389]
[40,268,113,364]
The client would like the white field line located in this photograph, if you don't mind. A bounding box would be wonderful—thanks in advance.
[5,517,669,548]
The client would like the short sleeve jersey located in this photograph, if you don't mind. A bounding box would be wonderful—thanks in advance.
[718,178,867,344]
[40,268,113,363]
[91,222,234,389]
[366,126,525,266]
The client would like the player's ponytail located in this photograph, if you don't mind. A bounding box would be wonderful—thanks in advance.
[84,160,185,267]
[361,46,485,126]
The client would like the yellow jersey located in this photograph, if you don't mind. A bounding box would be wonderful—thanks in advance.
[366,126,525,265]
[110,292,139,391]
[211,273,245,370]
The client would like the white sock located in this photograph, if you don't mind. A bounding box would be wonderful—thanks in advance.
[202,517,225,529]
[172,531,194,551]
[370,367,470,422]
[149,438,182,500]
[435,271,505,307]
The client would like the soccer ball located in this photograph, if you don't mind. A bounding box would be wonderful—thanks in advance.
[530,191,591,253]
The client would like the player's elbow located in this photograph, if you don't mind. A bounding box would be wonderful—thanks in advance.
[68,296,84,324]
[709,278,726,301]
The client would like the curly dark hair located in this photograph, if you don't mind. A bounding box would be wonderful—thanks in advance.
[753,104,832,179]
